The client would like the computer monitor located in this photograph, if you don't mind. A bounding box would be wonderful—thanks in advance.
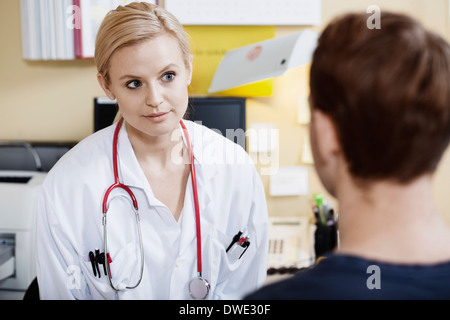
[94,97,246,149]
[186,97,246,149]
[94,97,118,133]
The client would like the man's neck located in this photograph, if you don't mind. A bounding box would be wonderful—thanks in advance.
[335,174,450,264]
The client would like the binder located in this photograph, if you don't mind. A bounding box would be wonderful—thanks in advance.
[19,0,163,61]
[73,0,82,58]
[20,0,75,60]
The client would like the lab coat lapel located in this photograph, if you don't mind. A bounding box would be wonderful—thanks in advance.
[116,122,146,190]
[115,122,164,208]
[178,121,217,256]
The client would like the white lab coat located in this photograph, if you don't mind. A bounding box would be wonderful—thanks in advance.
[35,120,268,300]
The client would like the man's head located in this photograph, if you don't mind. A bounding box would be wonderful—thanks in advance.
[309,11,450,194]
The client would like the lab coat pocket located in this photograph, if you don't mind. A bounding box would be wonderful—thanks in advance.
[79,242,140,298]
[80,254,116,299]
[212,227,248,283]
[107,241,141,289]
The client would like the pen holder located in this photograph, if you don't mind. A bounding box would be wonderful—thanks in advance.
[314,222,337,258]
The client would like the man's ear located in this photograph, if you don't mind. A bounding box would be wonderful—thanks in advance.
[309,109,342,197]
[97,73,116,100]
[311,109,340,163]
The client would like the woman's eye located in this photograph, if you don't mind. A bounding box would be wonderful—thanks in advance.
[162,72,175,82]
[126,80,142,89]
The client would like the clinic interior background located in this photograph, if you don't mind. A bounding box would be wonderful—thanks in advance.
[2,0,450,227]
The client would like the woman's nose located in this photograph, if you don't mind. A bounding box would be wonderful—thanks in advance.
[145,82,163,107]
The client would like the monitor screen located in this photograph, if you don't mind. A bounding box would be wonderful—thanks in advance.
[93,97,118,133]
[94,97,246,149]
[186,97,246,149]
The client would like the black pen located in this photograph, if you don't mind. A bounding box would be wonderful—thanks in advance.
[226,231,242,252]
[94,248,101,277]
[89,251,97,277]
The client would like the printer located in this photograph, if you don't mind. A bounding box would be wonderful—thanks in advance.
[0,141,74,292]
[0,170,46,290]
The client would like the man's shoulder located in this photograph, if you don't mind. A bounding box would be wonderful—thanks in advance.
[246,254,450,300]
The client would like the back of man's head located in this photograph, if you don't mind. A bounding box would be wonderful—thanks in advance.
[310,12,450,184]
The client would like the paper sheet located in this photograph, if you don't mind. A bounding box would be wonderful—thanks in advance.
[269,166,308,196]
[207,30,318,94]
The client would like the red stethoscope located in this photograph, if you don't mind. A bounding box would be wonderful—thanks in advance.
[101,118,210,299]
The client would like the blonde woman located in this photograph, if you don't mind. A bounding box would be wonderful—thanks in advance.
[36,2,268,300]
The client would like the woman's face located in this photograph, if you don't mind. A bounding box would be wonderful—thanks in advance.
[99,33,192,139]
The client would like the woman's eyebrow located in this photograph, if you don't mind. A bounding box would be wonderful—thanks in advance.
[159,63,181,73]
[118,64,181,81]
[119,74,142,81]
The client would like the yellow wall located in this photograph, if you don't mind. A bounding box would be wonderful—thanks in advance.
[2,0,450,223]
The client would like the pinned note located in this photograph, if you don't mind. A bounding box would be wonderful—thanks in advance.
[269,166,308,196]
[302,133,314,164]
[297,95,311,125]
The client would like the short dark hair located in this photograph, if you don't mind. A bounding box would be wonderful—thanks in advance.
[310,11,450,183]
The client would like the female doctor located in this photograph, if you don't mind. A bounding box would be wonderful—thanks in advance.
[35,2,268,300]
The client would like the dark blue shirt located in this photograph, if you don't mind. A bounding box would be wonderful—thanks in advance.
[246,254,450,300]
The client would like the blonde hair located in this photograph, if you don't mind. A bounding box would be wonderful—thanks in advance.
[95,2,191,84]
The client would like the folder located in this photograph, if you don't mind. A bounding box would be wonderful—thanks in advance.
[208,30,318,94]
[185,25,275,96]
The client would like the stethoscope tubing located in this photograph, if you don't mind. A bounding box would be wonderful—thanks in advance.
[102,119,138,214]
[103,195,144,291]
[179,120,203,276]
[101,118,206,295]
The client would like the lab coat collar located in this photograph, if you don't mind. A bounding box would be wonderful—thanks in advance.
[178,120,218,256]
[116,122,164,207]
[116,122,146,190]
[180,119,218,184]
[115,120,218,222]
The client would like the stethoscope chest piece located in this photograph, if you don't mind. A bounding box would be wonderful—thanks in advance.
[189,275,210,299]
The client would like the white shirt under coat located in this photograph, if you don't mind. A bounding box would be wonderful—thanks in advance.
[35,120,268,300]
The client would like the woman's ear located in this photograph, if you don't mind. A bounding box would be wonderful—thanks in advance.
[97,73,116,100]
[186,57,193,86]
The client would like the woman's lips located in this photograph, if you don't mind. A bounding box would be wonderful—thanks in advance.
[144,111,171,122]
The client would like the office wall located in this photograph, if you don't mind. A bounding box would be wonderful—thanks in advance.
[1,0,450,223]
